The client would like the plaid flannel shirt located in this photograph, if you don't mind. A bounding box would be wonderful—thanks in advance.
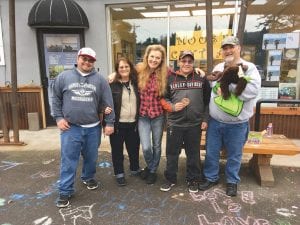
[139,73,164,118]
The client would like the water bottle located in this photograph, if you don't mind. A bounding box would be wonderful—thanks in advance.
[266,123,273,137]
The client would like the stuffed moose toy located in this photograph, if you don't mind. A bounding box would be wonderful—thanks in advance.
[206,64,249,100]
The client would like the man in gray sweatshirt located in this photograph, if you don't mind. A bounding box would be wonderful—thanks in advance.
[199,36,261,196]
[52,47,115,208]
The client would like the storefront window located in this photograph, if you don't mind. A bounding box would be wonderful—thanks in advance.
[110,4,168,67]
[109,1,238,70]
[244,0,300,102]
[108,0,300,100]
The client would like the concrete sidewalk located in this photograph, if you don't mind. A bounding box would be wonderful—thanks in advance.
[1,127,300,167]
[0,128,300,225]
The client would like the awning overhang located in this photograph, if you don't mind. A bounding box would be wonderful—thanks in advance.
[28,0,89,28]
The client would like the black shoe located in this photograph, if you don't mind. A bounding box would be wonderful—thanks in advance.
[82,178,99,190]
[140,167,150,180]
[146,172,157,184]
[226,183,237,197]
[56,194,70,208]
[187,181,199,193]
[130,170,141,177]
[198,179,219,191]
[160,181,175,192]
[116,177,126,186]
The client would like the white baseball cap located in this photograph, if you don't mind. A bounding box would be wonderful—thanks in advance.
[78,47,96,61]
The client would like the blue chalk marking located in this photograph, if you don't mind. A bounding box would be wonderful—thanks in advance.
[98,161,112,168]
[9,194,26,201]
[117,203,126,210]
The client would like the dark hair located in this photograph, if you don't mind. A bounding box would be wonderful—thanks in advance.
[114,57,138,84]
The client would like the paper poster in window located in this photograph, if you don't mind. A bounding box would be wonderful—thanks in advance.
[266,66,280,81]
[0,19,5,66]
[278,83,297,106]
[280,58,297,83]
[43,34,80,80]
[262,33,287,50]
[285,32,300,49]
[283,48,299,60]
[267,50,282,66]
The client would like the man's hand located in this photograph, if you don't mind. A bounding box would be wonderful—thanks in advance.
[174,102,186,112]
[104,126,114,136]
[57,119,70,131]
[108,72,116,83]
[104,107,113,114]
[195,68,205,77]
[206,71,223,81]
[201,122,208,130]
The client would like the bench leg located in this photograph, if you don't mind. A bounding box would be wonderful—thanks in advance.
[249,154,274,187]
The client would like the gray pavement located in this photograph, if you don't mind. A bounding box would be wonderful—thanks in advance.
[0,128,299,225]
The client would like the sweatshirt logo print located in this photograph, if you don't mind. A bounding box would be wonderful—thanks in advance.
[69,82,96,102]
[170,80,203,90]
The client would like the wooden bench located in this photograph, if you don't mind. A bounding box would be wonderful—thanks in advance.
[200,132,300,187]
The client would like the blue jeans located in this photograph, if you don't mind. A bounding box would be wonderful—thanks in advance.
[203,117,249,184]
[59,124,101,196]
[138,115,165,173]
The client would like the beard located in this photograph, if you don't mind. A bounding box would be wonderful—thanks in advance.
[224,55,235,64]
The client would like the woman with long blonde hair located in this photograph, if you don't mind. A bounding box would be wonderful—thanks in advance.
[137,44,167,184]
[107,44,168,184]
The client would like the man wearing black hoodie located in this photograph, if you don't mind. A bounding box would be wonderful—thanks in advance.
[160,50,211,193]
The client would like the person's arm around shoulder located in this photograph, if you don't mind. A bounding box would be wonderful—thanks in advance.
[99,75,115,135]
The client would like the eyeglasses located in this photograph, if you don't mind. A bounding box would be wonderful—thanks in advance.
[80,56,95,63]
[180,60,193,65]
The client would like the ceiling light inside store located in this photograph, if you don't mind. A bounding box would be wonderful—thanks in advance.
[198,3,205,7]
[192,8,238,16]
[112,8,123,11]
[141,11,190,18]
[133,7,146,10]
[174,4,196,8]
[251,0,267,5]
[153,6,168,9]
[224,1,238,5]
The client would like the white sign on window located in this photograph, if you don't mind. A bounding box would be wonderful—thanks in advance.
[0,18,4,66]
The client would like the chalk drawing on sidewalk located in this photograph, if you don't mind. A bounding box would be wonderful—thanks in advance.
[0,198,5,206]
[171,193,190,202]
[0,161,24,171]
[31,171,56,179]
[276,208,296,217]
[33,216,53,225]
[241,191,256,205]
[197,214,271,225]
[274,218,292,225]
[59,203,95,225]
[192,188,271,225]
[98,161,112,168]
[42,159,55,165]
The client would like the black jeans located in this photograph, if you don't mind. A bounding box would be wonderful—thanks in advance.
[164,125,202,183]
[109,122,140,176]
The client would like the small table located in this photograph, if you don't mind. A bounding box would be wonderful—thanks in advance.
[244,134,300,186]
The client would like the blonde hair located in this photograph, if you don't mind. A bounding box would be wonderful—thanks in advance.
[137,44,167,97]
